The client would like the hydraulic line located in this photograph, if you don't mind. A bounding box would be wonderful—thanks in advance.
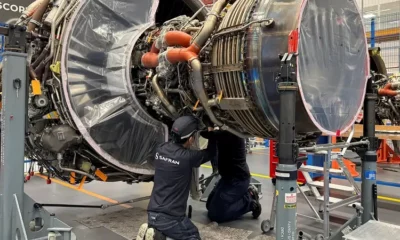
[27,0,50,32]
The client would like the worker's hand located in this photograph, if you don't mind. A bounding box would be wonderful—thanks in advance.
[208,127,214,132]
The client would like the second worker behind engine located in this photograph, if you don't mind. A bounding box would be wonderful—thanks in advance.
[201,129,262,223]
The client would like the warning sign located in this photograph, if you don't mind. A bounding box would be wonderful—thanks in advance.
[284,204,296,209]
[285,193,297,204]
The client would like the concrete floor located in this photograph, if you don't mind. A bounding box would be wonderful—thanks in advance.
[24,149,400,239]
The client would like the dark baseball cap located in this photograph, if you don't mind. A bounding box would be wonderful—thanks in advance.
[171,116,200,140]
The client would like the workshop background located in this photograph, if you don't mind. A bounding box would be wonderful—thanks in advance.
[0,0,398,72]
[0,0,400,239]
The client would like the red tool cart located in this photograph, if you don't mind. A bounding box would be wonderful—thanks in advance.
[269,140,307,184]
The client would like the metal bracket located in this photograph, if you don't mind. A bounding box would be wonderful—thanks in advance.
[211,18,275,40]
[2,25,28,52]
[278,53,298,83]
[13,194,29,240]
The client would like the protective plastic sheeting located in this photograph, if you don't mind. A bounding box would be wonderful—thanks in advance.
[61,0,167,175]
[244,0,368,137]
[298,0,369,135]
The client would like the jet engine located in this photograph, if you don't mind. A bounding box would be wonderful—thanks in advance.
[7,0,368,185]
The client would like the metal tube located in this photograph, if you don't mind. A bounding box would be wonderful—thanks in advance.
[58,161,96,181]
[361,78,378,224]
[36,203,103,209]
[329,195,360,211]
[152,75,178,119]
[50,0,68,56]
[189,59,248,138]
[275,82,298,240]
[297,184,322,220]
[180,5,208,30]
[300,140,369,152]
[323,152,330,239]
[192,0,228,48]
[27,0,50,32]
[181,0,208,21]
[341,124,355,155]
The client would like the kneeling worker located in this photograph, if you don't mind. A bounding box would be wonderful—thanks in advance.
[137,116,216,240]
[201,130,262,223]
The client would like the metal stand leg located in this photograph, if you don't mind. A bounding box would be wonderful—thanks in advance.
[275,53,299,240]
[323,152,330,239]
[361,79,378,224]
[0,51,75,240]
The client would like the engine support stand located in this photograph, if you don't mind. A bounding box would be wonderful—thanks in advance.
[0,25,75,240]
[361,78,379,223]
[275,53,299,240]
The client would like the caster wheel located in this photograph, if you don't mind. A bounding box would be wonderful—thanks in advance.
[46,179,52,184]
[261,220,273,233]
[48,231,57,240]
[29,220,35,231]
[188,205,193,219]
[25,175,31,181]
[30,171,34,176]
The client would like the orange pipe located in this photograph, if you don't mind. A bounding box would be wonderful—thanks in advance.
[150,43,160,54]
[166,48,198,63]
[141,53,159,68]
[378,83,399,96]
[142,31,198,68]
[378,88,398,97]
[384,83,392,90]
[164,31,193,48]
[166,45,199,64]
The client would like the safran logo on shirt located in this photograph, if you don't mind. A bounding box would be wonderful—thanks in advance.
[155,152,180,165]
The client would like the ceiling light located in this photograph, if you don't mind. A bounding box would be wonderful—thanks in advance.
[363,13,376,19]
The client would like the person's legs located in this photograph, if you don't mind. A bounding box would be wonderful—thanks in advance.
[218,178,253,222]
[148,212,201,240]
[206,177,223,211]
[207,178,262,223]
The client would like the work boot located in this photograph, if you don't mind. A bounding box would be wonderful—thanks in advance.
[136,223,148,240]
[252,200,262,219]
[145,228,167,240]
[248,185,262,219]
[248,185,260,201]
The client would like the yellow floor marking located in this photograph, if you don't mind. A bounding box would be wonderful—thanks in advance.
[35,174,132,208]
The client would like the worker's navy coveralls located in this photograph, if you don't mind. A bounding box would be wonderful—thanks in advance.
[201,130,253,223]
[147,138,215,240]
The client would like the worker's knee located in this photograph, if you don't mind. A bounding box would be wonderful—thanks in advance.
[207,210,226,223]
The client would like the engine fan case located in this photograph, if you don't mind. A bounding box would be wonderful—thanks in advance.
[61,0,168,175]
[212,0,369,138]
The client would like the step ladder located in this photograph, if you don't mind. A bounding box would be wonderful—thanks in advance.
[264,126,361,233]
[299,126,361,213]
